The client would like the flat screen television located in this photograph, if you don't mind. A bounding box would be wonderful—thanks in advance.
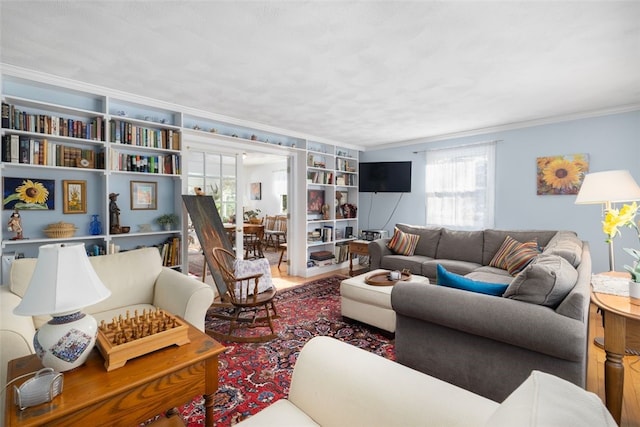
[359,161,412,193]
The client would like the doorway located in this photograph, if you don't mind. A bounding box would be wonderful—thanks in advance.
[184,149,289,280]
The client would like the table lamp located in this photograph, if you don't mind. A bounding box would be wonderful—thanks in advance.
[575,170,640,271]
[13,243,111,372]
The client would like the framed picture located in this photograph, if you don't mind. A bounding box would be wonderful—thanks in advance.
[62,180,87,214]
[3,177,55,210]
[130,181,157,210]
[536,153,589,195]
[250,182,262,200]
[307,189,325,214]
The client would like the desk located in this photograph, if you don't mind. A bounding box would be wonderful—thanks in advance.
[591,289,640,424]
[5,323,225,427]
[348,240,370,276]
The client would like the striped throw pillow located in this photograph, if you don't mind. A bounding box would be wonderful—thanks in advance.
[490,236,539,272]
[505,243,540,275]
[387,227,420,256]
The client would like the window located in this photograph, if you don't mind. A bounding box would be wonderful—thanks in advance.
[187,151,236,222]
[425,142,496,229]
[273,169,287,212]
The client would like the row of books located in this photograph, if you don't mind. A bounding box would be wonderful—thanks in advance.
[2,102,105,141]
[336,173,356,186]
[1,134,103,168]
[334,243,350,263]
[307,170,334,184]
[110,119,181,150]
[157,237,181,267]
[335,158,356,172]
[109,151,181,175]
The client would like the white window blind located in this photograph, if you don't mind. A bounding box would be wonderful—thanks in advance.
[425,142,496,229]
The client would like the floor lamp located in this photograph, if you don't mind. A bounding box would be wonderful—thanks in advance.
[575,170,640,271]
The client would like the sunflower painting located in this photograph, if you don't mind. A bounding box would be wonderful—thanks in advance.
[3,177,55,210]
[536,154,589,195]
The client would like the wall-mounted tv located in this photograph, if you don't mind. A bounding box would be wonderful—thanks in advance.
[359,161,412,193]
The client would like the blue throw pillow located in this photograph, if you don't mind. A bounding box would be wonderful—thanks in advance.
[436,264,509,296]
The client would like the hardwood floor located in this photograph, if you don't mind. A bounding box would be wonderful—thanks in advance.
[272,264,640,426]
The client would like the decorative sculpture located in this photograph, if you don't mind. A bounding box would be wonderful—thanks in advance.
[7,209,24,240]
[109,193,121,233]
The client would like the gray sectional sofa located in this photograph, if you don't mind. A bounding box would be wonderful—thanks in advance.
[369,224,591,402]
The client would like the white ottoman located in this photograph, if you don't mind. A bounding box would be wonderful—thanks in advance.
[340,269,429,333]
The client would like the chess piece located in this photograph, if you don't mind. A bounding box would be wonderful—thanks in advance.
[7,209,24,240]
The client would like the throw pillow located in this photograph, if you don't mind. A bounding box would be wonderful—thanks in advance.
[436,264,509,296]
[485,370,617,427]
[504,244,540,275]
[489,236,538,271]
[233,258,273,296]
[387,227,420,256]
[503,254,577,307]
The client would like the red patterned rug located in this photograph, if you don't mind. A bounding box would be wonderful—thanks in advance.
[174,274,395,426]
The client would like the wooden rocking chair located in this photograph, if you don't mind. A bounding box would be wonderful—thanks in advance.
[210,247,278,343]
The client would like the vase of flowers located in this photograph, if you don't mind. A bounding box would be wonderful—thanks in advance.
[605,201,640,299]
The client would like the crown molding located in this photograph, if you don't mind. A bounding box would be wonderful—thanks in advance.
[368,104,640,151]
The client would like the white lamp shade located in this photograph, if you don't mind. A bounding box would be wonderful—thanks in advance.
[14,243,111,316]
[575,170,640,205]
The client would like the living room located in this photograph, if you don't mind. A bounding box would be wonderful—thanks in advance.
[1,1,639,426]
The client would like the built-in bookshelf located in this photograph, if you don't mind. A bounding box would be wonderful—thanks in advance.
[304,141,359,277]
[0,75,183,271]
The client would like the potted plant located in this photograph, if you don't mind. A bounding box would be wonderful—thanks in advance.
[243,209,262,224]
[156,213,179,231]
[624,248,640,299]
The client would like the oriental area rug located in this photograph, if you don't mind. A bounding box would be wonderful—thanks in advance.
[166,275,395,426]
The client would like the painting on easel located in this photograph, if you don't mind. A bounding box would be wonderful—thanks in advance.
[182,195,233,296]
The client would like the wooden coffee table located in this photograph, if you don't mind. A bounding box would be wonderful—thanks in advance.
[5,322,225,427]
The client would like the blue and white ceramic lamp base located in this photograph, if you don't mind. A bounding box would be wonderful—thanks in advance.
[33,311,98,372]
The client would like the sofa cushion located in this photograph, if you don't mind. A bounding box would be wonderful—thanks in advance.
[504,254,578,307]
[396,224,441,258]
[436,229,483,264]
[489,236,538,271]
[485,370,616,427]
[436,265,509,296]
[387,227,420,256]
[542,230,583,268]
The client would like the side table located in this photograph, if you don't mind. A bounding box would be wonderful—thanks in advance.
[591,289,640,425]
[348,240,370,276]
[5,322,225,427]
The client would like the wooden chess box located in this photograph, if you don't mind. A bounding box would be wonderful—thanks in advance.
[96,309,190,371]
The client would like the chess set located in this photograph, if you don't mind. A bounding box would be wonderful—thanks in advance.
[96,308,190,371]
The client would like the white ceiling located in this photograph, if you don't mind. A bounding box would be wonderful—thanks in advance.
[1,1,639,150]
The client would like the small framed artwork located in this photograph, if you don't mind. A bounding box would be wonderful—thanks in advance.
[307,189,325,214]
[62,180,87,214]
[130,181,157,210]
[3,177,55,210]
[250,182,262,200]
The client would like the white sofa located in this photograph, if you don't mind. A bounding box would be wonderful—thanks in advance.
[0,247,214,419]
[237,336,616,427]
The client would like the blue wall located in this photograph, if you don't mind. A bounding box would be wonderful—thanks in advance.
[359,110,640,274]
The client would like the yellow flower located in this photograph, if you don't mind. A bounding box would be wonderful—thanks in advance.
[602,202,639,242]
[16,179,49,204]
[542,159,581,190]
